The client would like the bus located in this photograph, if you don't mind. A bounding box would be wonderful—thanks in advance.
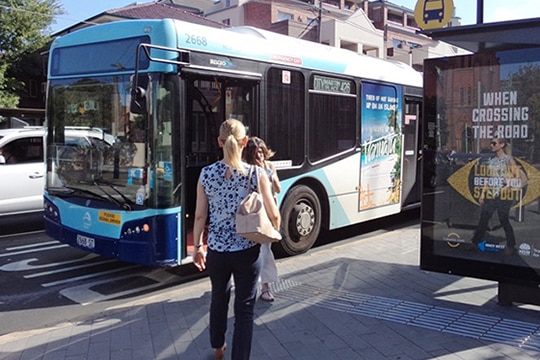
[44,19,423,267]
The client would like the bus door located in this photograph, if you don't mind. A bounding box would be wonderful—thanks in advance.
[402,98,422,207]
[180,72,260,258]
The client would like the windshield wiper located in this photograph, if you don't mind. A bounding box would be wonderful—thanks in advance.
[91,181,131,210]
[48,185,123,209]
[93,179,135,210]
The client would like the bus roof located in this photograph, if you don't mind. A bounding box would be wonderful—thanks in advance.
[223,25,422,87]
[51,18,422,88]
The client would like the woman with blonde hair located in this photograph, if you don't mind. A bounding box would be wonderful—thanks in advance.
[193,119,280,360]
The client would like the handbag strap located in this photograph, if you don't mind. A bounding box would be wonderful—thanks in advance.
[247,165,260,193]
[254,165,260,193]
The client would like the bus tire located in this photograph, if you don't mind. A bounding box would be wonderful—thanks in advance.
[277,185,322,256]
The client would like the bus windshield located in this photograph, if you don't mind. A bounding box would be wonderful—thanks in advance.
[46,74,177,210]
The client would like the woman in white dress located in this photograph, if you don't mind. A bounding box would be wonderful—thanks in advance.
[243,136,281,301]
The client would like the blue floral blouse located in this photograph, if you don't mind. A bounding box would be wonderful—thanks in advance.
[200,161,261,252]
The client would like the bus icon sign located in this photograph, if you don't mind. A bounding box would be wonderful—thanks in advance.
[414,0,453,30]
[423,0,444,23]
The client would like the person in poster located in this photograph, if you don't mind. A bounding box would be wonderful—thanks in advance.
[470,136,528,255]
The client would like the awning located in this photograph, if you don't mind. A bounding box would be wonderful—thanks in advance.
[421,17,540,52]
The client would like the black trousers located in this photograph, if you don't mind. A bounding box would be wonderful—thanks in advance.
[471,198,516,248]
[206,245,261,360]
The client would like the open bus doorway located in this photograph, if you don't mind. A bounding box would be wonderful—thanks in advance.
[181,74,260,259]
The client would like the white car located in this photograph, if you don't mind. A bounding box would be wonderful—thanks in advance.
[0,127,115,217]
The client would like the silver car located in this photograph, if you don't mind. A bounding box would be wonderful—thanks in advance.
[0,127,115,216]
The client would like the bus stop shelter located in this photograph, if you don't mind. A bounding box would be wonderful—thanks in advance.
[420,17,540,307]
[422,17,540,52]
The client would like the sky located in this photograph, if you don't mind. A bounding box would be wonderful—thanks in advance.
[51,0,540,34]
[52,0,153,33]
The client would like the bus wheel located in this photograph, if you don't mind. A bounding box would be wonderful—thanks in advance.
[278,185,322,256]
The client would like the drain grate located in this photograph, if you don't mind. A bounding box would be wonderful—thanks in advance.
[273,280,540,352]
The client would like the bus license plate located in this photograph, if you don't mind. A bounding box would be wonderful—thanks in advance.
[76,234,95,249]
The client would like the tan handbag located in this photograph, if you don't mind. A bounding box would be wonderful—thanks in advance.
[236,166,282,244]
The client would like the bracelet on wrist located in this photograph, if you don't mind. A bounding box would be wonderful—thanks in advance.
[195,243,204,249]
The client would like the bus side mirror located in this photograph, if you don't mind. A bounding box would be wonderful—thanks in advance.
[130,87,147,114]
[130,75,149,114]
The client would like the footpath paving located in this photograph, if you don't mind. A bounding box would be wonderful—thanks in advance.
[1,218,540,360]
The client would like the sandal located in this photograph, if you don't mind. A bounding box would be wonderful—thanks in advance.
[260,290,275,302]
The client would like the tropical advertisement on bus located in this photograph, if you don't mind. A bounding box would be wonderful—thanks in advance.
[359,82,403,211]
[421,47,540,285]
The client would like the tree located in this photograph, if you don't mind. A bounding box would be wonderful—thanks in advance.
[0,0,63,107]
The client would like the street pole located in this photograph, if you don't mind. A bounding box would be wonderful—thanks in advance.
[477,0,484,24]
[318,0,322,43]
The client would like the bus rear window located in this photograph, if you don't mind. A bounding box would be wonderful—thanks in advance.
[50,36,150,76]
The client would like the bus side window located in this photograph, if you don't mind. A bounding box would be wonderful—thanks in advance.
[265,68,305,166]
[308,75,356,162]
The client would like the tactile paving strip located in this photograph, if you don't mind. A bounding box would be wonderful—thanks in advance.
[273,279,540,352]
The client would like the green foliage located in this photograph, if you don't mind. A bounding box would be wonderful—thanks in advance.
[0,0,63,107]
[0,63,19,107]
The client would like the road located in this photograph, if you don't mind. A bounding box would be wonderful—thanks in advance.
[4,209,540,360]
[0,213,44,237]
[0,209,419,338]
[0,224,203,337]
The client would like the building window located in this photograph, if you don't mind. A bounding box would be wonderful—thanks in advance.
[28,79,38,98]
[277,11,293,21]
[344,1,356,10]
[222,18,230,25]
[388,13,403,25]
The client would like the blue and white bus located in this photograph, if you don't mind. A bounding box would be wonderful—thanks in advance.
[44,19,423,267]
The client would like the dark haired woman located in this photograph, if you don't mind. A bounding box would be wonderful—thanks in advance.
[243,136,281,302]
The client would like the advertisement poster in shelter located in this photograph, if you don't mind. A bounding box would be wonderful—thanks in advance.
[421,47,540,285]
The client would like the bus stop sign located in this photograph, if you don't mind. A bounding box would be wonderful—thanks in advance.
[414,0,454,30]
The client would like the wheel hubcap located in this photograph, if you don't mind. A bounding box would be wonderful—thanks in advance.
[293,203,315,236]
